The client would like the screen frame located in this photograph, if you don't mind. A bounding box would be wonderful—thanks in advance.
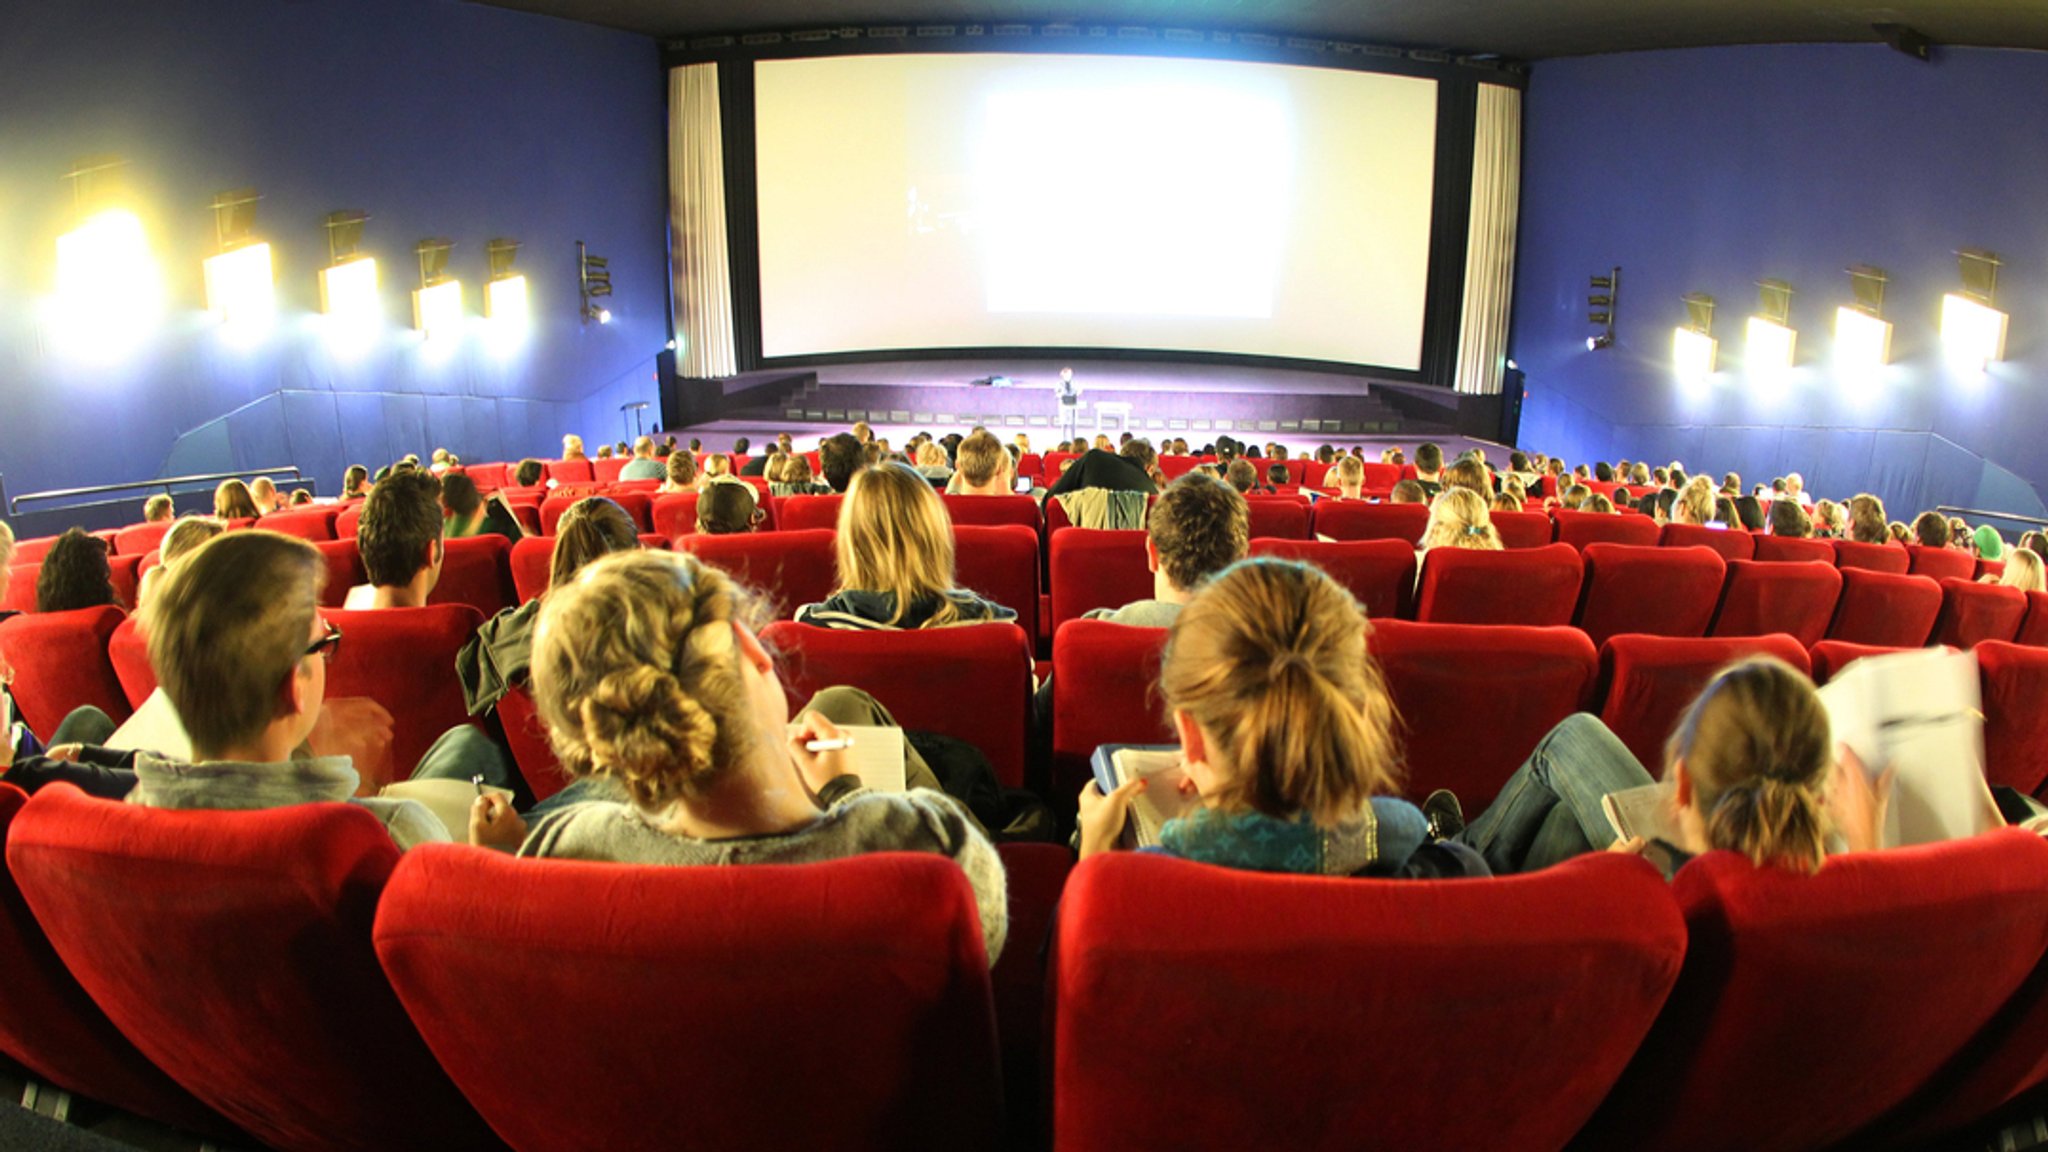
[667,33,1523,390]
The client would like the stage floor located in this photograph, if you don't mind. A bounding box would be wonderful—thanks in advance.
[809,357,1393,397]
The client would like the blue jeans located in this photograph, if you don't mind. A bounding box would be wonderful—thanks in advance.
[1458,714,1655,875]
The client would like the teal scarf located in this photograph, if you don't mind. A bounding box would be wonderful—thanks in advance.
[1158,808,1330,874]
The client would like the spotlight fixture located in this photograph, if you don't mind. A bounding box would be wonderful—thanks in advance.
[1586,266,1619,351]
[1941,248,2007,371]
[53,156,162,359]
[484,238,528,320]
[1745,278,1796,373]
[412,238,462,339]
[202,188,275,331]
[1873,22,1932,62]
[319,210,380,335]
[1673,293,1717,382]
[578,240,612,324]
[1834,265,1893,374]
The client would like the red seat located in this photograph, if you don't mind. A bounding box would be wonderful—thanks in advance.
[495,683,570,802]
[324,605,484,779]
[761,621,1034,789]
[2020,590,2048,648]
[1048,529,1153,635]
[1833,538,1910,574]
[1248,538,1416,621]
[1752,535,1836,563]
[952,525,1039,647]
[1309,501,1427,544]
[1978,558,2007,581]
[1574,831,2048,1152]
[312,538,366,609]
[8,536,58,565]
[1708,559,1842,648]
[376,846,999,1152]
[940,493,1040,532]
[0,784,244,1141]
[1416,543,1583,627]
[780,494,845,532]
[1826,568,1941,647]
[107,553,142,611]
[1659,521,1755,562]
[1050,620,1173,800]
[509,535,553,603]
[1368,620,1598,807]
[1976,642,2048,797]
[1808,639,1912,685]
[649,492,700,540]
[427,534,516,619]
[107,615,156,709]
[545,459,595,485]
[2,561,39,615]
[335,503,364,540]
[256,507,339,542]
[465,462,506,490]
[1491,509,1555,549]
[1573,544,1726,648]
[591,456,628,483]
[1243,497,1311,540]
[0,607,133,736]
[1596,634,1811,769]
[1929,577,2027,648]
[679,529,838,617]
[540,491,655,535]
[1054,852,1685,1152]
[8,787,502,1152]
[1908,544,1977,582]
[1552,510,1660,550]
[112,520,173,556]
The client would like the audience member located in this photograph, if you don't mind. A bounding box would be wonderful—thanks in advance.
[1419,489,1501,553]
[136,516,225,609]
[561,434,588,461]
[249,476,286,515]
[661,451,699,493]
[1584,493,1617,515]
[1491,491,1524,513]
[1096,474,1247,628]
[1974,525,2006,561]
[1812,499,1846,538]
[441,472,521,541]
[2023,530,2048,562]
[142,494,174,523]
[1328,456,1365,500]
[350,469,443,609]
[618,436,666,481]
[214,479,261,520]
[796,463,1015,630]
[819,433,866,493]
[947,431,1015,496]
[1671,477,1716,526]
[36,528,118,614]
[1847,494,1888,544]
[1224,458,1261,495]
[699,454,733,486]
[1047,446,1158,498]
[342,465,371,500]
[914,441,955,483]
[1388,479,1428,505]
[1912,511,1952,548]
[1771,500,1814,538]
[1413,443,1445,498]
[697,479,764,535]
[1999,549,2046,593]
[1557,483,1590,511]
[771,454,829,497]
[513,459,545,488]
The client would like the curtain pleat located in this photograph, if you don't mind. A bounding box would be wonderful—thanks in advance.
[1455,84,1522,396]
[671,64,737,378]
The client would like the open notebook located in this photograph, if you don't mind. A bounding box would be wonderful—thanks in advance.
[786,724,908,793]
[1090,743,1203,849]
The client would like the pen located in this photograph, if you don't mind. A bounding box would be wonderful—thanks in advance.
[805,737,857,752]
[471,773,486,797]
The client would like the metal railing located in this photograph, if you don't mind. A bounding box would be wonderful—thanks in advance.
[8,466,312,519]
[1938,506,2048,533]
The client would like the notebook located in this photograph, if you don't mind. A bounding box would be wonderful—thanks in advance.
[380,778,515,840]
[786,724,908,793]
[1089,743,1202,849]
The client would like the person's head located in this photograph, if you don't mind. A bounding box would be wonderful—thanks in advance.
[1584,493,1617,515]
[356,468,444,590]
[1770,500,1812,539]
[343,465,370,497]
[776,433,793,453]
[1264,463,1289,487]
[440,472,484,521]
[1784,472,1805,496]
[144,531,328,760]
[1491,492,1524,513]
[550,498,641,589]
[36,528,116,613]
[1847,494,1888,544]
[665,451,699,490]
[632,435,654,460]
[1414,442,1443,476]
[160,516,225,567]
[687,438,701,453]
[700,454,732,481]
[249,476,279,511]
[1912,510,1951,548]
[1442,457,1489,497]
[954,431,1011,492]
[1674,476,1716,526]
[834,462,962,626]
[1161,559,1398,825]
[1974,525,2006,561]
[1120,438,1159,478]
[783,454,816,487]
[1889,521,1912,544]
[289,489,312,506]
[1149,474,1250,597]
[1421,488,1501,551]
[596,445,614,460]
[1594,462,1614,482]
[213,479,260,520]
[733,437,751,455]
[142,494,174,523]
[698,480,763,535]
[562,434,586,460]
[514,459,545,487]
[1388,479,1427,505]
[1629,462,1651,486]
[2022,530,2048,562]
[1224,458,1258,494]
[820,433,865,493]
[1667,658,1832,873]
[1332,456,1364,496]
[1560,483,1590,510]
[2001,549,2046,593]
[916,441,949,469]
[1811,500,1845,538]
[1722,472,1742,495]
[1509,451,1530,473]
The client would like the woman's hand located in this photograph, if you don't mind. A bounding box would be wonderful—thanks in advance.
[468,793,528,852]
[1606,835,1648,856]
[1829,744,1893,854]
[1077,776,1146,859]
[786,709,853,794]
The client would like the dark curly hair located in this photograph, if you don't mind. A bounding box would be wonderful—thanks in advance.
[356,468,444,587]
[1149,473,1250,593]
[37,528,117,613]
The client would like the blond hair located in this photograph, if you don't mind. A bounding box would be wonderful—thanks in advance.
[1675,476,1716,526]
[2000,549,2046,593]
[1161,559,1399,825]
[916,441,948,469]
[1420,488,1501,551]
[834,462,965,627]
[1332,456,1364,495]
[0,519,14,568]
[1491,491,1524,513]
[1669,657,1832,873]
[532,550,763,812]
[144,531,323,757]
[955,431,1010,487]
[213,479,260,520]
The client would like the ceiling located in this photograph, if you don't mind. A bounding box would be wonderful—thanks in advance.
[472,0,2048,60]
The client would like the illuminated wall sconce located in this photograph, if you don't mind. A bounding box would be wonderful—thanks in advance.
[1941,248,2008,370]
[484,238,528,322]
[53,156,162,355]
[1745,278,1797,373]
[202,188,275,332]
[579,240,612,324]
[1586,267,1619,350]
[1834,265,1893,374]
[1673,292,1717,382]
[318,210,380,337]
[413,238,463,339]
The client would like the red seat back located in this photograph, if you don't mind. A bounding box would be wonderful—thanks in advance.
[1416,544,1583,627]
[376,846,999,1152]
[510,535,553,603]
[1908,544,1977,582]
[497,683,570,801]
[1572,543,1726,648]
[1049,530,1153,635]
[0,607,132,735]
[1309,501,1427,544]
[1491,509,1555,549]
[1808,639,1912,685]
[546,459,595,485]
[1248,538,1416,621]
[1659,521,1755,562]
[2,561,40,615]
[1055,852,1685,1152]
[335,503,364,540]
[323,605,484,778]
[2020,590,2048,648]
[1596,633,1811,769]
[591,456,628,483]
[1826,568,1941,647]
[1575,832,2048,1152]
[940,494,1040,532]
[1049,620,1173,799]
[1930,577,2028,648]
[780,494,845,532]
[257,507,338,542]
[427,534,515,619]
[1833,538,1910,574]
[465,462,506,490]
[951,525,1039,645]
[1243,497,1311,540]
[9,536,58,565]
[1752,535,1836,563]
[679,530,839,618]
[1368,620,1598,807]
[312,538,365,609]
[1977,642,2048,797]
[1709,559,1842,648]
[649,492,700,540]
[112,520,173,557]
[761,621,1034,789]
[107,615,156,709]
[8,787,501,1152]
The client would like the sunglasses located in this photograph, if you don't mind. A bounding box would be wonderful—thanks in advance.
[305,621,343,665]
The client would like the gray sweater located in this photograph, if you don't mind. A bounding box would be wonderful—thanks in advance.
[519,787,1009,963]
[127,754,448,851]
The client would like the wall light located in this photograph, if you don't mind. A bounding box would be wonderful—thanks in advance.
[1673,292,1717,382]
[52,157,162,359]
[1586,266,1619,350]
[202,188,275,333]
[1745,279,1796,373]
[1941,249,2007,371]
[1834,265,1892,375]
[319,210,380,343]
[413,238,462,340]
[579,240,612,324]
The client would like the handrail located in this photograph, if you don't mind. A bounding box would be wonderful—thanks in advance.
[9,466,309,516]
[1938,505,2048,531]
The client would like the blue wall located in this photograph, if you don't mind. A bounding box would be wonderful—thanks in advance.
[0,0,667,518]
[1512,45,2048,521]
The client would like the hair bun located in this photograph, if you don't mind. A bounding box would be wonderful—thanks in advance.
[579,664,718,788]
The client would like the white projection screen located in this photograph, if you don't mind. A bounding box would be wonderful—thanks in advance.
[754,53,1439,369]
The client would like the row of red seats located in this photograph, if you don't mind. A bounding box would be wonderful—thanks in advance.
[1,777,2045,1151]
